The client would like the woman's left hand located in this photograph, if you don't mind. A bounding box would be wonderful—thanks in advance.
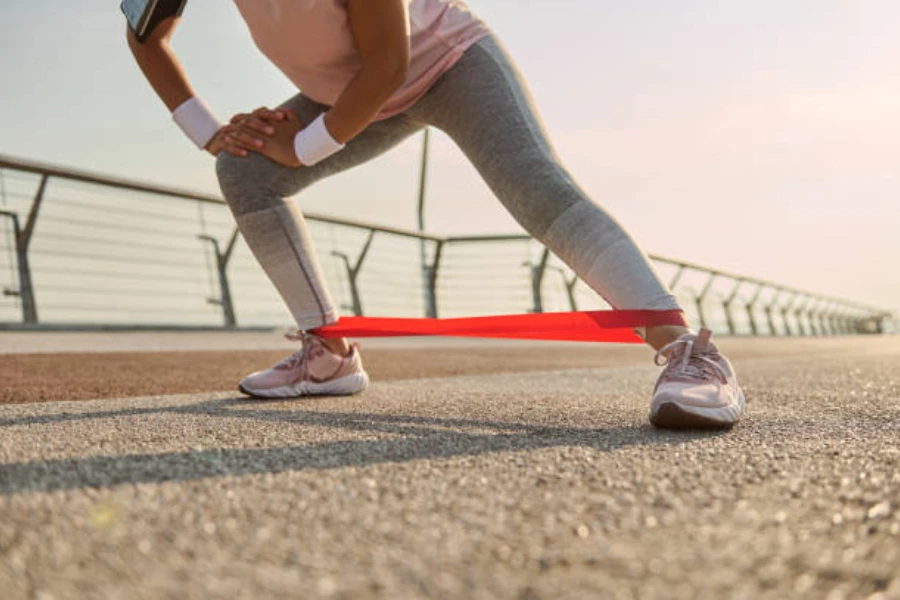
[232,114,306,168]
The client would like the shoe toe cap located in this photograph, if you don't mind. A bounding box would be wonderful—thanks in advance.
[240,370,281,391]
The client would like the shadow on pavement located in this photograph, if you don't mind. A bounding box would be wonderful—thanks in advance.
[0,398,727,495]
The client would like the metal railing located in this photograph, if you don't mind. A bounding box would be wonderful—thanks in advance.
[0,154,894,335]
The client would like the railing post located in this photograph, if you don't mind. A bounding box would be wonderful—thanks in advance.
[764,289,782,336]
[833,309,846,335]
[859,313,871,334]
[668,264,685,292]
[835,305,849,335]
[198,228,240,328]
[810,300,826,336]
[0,212,34,324]
[416,129,431,320]
[858,313,872,334]
[781,293,798,336]
[529,247,550,313]
[695,272,717,331]
[872,312,887,335]
[806,298,826,336]
[841,306,858,334]
[828,307,843,336]
[794,297,810,336]
[745,283,765,336]
[0,173,48,325]
[332,230,376,317]
[826,304,842,336]
[818,300,830,335]
[334,252,361,316]
[858,311,875,335]
[425,240,444,318]
[851,312,863,334]
[811,300,824,336]
[839,310,852,335]
[722,279,744,335]
[552,267,579,311]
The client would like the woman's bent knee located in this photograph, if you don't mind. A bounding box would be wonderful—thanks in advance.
[216,151,281,192]
[215,151,294,215]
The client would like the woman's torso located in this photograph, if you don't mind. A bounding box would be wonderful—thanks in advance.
[233,0,489,120]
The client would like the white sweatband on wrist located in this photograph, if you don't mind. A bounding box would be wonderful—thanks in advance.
[293,113,345,166]
[172,97,223,149]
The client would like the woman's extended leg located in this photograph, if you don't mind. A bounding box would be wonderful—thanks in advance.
[216,93,423,397]
[407,36,688,349]
[407,35,745,427]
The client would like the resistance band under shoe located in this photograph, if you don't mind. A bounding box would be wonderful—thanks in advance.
[312,310,688,343]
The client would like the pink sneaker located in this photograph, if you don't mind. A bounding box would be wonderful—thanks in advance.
[238,332,369,399]
[650,329,745,428]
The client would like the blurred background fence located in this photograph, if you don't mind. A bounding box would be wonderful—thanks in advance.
[0,154,894,335]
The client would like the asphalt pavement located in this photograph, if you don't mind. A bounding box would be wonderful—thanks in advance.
[1,335,898,599]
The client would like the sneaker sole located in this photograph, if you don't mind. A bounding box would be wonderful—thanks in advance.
[238,372,369,400]
[650,402,736,429]
[650,390,746,430]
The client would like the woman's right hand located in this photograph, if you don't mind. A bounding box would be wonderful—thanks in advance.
[205,107,300,157]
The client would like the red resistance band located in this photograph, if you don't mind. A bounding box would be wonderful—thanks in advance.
[312,310,687,343]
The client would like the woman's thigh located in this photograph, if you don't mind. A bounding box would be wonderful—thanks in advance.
[407,35,583,238]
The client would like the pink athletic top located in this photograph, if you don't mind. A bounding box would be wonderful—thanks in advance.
[233,0,490,121]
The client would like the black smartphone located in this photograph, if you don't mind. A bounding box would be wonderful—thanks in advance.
[121,0,187,43]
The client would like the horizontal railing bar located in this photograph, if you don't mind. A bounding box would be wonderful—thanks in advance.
[358,279,426,287]
[437,294,533,300]
[445,235,531,243]
[0,154,228,206]
[30,249,207,268]
[47,197,216,224]
[32,266,207,284]
[40,284,204,298]
[437,296,533,301]
[439,271,533,277]
[357,272,425,279]
[37,305,216,314]
[37,232,207,255]
[303,213,445,242]
[37,215,204,238]
[0,190,34,202]
[442,254,529,260]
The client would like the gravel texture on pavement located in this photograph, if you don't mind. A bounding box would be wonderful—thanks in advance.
[1,336,898,599]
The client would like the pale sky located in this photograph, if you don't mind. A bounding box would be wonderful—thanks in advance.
[0,0,898,314]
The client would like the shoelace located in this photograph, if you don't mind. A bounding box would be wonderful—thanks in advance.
[654,337,727,383]
[276,331,316,370]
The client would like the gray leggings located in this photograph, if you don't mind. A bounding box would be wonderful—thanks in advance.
[216,34,680,330]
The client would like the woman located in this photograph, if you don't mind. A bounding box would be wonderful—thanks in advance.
[127,0,745,428]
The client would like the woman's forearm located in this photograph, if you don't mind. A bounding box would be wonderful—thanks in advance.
[127,17,226,151]
[325,0,410,144]
[324,61,407,143]
[126,19,194,112]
